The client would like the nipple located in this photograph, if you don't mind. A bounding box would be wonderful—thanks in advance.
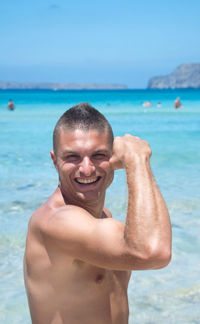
[95,274,104,284]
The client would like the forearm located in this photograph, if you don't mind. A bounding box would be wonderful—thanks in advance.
[124,156,171,269]
[110,134,171,269]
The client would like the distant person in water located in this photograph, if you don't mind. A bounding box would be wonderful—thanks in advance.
[174,97,183,109]
[142,101,151,107]
[8,99,15,111]
[157,102,162,108]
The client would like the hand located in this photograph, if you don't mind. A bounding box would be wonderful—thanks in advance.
[109,134,151,170]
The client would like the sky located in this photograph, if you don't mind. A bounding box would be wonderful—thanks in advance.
[0,0,200,88]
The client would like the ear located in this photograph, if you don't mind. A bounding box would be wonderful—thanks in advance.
[50,150,58,171]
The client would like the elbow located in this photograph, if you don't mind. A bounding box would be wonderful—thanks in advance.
[152,247,171,269]
[127,242,172,270]
[147,243,172,269]
[143,232,172,269]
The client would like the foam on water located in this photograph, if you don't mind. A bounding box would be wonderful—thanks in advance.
[0,89,200,323]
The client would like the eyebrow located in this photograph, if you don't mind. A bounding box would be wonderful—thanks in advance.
[92,149,111,155]
[61,148,110,156]
[61,150,79,156]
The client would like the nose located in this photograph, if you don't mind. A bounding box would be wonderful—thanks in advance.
[79,157,95,177]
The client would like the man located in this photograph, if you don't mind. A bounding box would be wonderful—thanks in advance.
[8,99,15,111]
[24,102,171,324]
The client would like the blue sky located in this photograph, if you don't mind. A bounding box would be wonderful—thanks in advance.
[1,0,200,88]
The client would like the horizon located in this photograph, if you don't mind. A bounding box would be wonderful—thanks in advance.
[1,87,200,92]
[1,0,200,88]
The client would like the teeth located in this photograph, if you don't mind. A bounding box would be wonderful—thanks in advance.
[76,177,98,184]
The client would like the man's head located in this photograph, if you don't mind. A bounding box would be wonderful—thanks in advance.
[51,103,114,205]
[53,102,113,156]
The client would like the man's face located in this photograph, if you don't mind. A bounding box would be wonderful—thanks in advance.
[51,128,114,205]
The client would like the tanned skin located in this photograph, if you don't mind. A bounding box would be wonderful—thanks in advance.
[24,128,171,324]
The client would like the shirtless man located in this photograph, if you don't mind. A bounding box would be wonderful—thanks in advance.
[24,102,171,324]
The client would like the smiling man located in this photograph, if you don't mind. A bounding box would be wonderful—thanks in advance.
[24,102,172,324]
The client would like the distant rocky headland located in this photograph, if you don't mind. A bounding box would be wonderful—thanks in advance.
[0,81,127,90]
[148,63,200,89]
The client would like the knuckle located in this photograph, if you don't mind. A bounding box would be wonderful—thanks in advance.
[114,136,121,142]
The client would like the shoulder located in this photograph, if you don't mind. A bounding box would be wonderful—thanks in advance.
[49,205,94,224]
[40,204,123,245]
[39,204,94,239]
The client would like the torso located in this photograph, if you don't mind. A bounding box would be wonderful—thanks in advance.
[24,198,131,324]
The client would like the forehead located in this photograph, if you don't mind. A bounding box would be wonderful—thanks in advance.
[57,128,111,154]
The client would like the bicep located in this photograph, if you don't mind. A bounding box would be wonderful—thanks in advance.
[42,208,130,270]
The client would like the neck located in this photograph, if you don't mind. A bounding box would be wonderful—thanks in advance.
[57,185,105,219]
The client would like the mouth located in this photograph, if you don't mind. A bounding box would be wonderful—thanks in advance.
[75,176,101,185]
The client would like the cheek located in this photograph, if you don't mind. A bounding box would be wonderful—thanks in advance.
[106,170,114,188]
[58,164,75,179]
[99,161,114,182]
[98,160,110,170]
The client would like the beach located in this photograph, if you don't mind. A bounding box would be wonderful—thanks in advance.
[0,89,200,323]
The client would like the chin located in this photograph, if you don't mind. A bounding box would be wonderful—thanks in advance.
[75,189,104,204]
[77,191,100,201]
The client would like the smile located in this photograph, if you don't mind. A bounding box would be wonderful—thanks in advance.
[75,176,101,184]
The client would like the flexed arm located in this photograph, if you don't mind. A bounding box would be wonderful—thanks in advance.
[109,135,172,269]
[42,135,171,271]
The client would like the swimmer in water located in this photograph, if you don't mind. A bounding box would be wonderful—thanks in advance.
[174,97,183,109]
[8,99,15,111]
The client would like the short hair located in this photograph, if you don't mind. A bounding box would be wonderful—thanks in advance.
[53,102,114,154]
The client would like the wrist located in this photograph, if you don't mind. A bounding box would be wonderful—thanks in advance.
[123,152,150,169]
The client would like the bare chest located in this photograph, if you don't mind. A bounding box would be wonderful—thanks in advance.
[65,259,131,294]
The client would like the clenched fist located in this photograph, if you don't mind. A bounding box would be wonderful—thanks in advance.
[109,134,152,170]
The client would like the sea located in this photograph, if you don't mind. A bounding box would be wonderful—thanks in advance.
[0,89,200,324]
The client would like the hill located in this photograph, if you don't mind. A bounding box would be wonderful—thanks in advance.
[148,63,200,89]
[0,81,127,90]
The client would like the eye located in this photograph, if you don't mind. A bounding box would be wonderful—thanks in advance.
[64,155,80,162]
[92,153,107,160]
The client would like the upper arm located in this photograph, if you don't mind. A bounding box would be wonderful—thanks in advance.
[41,206,133,270]
[41,205,169,270]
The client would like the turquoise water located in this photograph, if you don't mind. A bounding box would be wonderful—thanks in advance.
[0,89,200,323]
